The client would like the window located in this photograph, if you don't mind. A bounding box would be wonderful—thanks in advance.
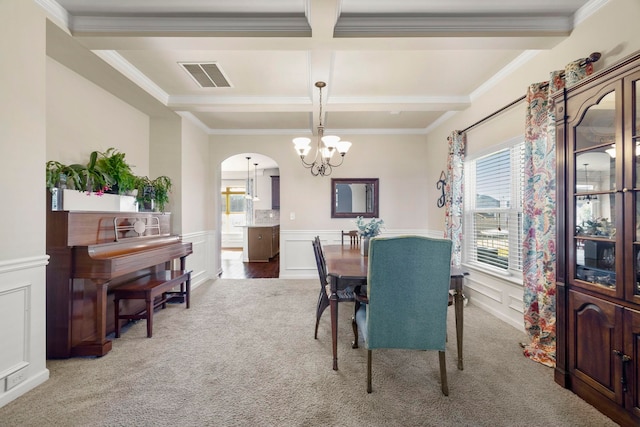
[464,139,524,273]
[221,187,246,214]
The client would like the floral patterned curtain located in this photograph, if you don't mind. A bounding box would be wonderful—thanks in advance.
[444,131,466,267]
[522,58,594,367]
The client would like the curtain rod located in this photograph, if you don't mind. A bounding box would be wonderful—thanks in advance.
[459,52,602,134]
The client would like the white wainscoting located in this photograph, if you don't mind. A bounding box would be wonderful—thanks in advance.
[0,256,50,409]
[462,265,525,332]
[180,230,217,289]
[278,229,439,279]
[0,286,29,378]
[276,228,525,333]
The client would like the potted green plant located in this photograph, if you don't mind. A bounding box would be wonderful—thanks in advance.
[46,160,90,210]
[46,160,86,191]
[134,176,154,211]
[92,148,137,194]
[134,175,172,212]
[151,175,172,212]
[83,150,111,193]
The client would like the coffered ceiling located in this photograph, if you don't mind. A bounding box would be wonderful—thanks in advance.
[42,0,601,146]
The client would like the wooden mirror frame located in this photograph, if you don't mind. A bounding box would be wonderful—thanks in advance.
[331,178,379,218]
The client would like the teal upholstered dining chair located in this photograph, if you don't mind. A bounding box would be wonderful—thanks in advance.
[354,235,453,395]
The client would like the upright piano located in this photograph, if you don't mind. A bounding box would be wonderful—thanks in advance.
[46,209,192,358]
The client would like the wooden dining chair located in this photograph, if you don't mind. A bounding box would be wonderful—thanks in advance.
[353,235,453,395]
[341,230,360,247]
[312,236,355,339]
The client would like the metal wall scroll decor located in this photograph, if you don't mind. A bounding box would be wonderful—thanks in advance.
[436,171,446,208]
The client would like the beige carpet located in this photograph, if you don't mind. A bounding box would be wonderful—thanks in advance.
[0,279,616,427]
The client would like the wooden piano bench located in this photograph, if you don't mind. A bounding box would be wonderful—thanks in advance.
[114,269,192,339]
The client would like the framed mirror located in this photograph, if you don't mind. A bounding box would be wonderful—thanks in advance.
[331,178,379,218]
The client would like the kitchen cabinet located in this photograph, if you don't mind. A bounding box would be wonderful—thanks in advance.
[246,225,279,262]
[271,176,280,210]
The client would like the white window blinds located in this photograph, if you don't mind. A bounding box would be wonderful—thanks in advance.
[464,141,524,273]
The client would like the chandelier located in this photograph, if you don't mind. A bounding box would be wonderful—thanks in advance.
[292,81,351,176]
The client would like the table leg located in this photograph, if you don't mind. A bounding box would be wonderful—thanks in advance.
[452,277,464,370]
[330,279,339,371]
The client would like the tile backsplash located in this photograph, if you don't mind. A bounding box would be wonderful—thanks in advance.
[255,209,280,224]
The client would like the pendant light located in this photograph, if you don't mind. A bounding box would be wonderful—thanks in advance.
[253,162,260,202]
[245,156,252,200]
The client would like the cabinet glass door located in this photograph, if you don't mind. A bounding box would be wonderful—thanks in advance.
[633,78,640,296]
[574,91,617,290]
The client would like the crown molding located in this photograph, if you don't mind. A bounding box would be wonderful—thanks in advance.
[175,111,211,134]
[330,95,470,107]
[206,127,428,136]
[574,0,610,26]
[35,0,70,29]
[424,110,459,135]
[470,50,541,101]
[169,95,310,107]
[207,128,311,136]
[92,50,170,105]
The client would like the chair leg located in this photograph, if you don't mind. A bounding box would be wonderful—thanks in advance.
[315,290,329,339]
[315,291,322,339]
[367,349,372,393]
[439,351,449,396]
[114,298,121,338]
[351,314,359,349]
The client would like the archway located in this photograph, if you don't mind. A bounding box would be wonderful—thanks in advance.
[220,153,280,278]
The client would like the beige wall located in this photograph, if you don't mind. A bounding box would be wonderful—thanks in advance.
[46,57,150,174]
[0,1,47,260]
[149,116,183,230]
[425,0,640,232]
[181,117,215,234]
[210,133,432,233]
[0,0,49,409]
[421,0,640,330]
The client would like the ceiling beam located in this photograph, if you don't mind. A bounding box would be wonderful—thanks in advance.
[334,14,573,37]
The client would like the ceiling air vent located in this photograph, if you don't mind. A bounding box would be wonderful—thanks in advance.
[180,62,231,88]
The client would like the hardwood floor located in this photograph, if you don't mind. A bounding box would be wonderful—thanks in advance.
[219,248,279,279]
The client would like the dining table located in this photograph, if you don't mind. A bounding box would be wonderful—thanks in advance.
[323,244,468,371]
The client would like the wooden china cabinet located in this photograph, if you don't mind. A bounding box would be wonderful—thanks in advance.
[555,51,640,427]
